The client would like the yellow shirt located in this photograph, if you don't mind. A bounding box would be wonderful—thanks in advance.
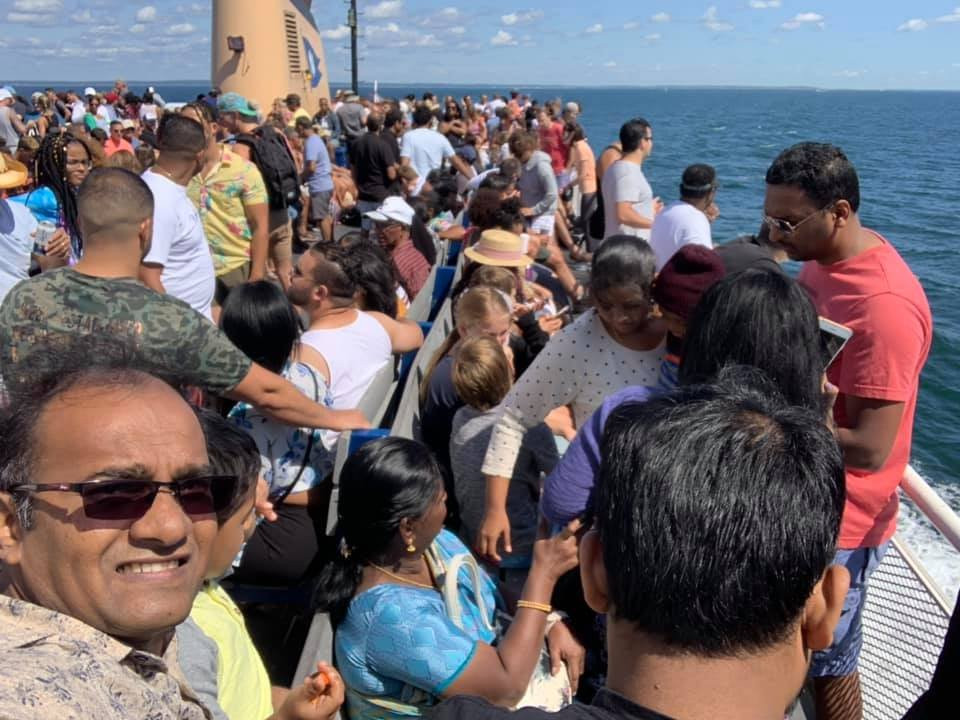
[188,146,268,276]
[190,582,274,720]
[288,107,312,127]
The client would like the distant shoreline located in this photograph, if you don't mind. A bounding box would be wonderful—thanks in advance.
[7,80,960,93]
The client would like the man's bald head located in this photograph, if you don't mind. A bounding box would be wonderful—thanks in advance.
[76,168,154,243]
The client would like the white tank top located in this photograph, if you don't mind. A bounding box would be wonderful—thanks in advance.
[302,310,392,448]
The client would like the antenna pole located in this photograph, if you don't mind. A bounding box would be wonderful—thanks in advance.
[348,0,358,94]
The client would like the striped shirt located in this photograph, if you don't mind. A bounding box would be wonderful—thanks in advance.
[391,240,431,300]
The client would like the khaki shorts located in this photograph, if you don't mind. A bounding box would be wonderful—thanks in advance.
[215,263,250,305]
[269,212,293,269]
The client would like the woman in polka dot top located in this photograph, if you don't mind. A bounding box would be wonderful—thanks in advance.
[477,236,666,561]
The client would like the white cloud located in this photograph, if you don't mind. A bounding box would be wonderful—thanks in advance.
[367,0,402,19]
[644,33,661,41]
[490,29,517,46]
[585,23,603,33]
[449,26,465,35]
[834,69,866,78]
[6,12,56,25]
[897,19,927,32]
[651,12,670,23]
[749,0,781,7]
[623,21,639,30]
[12,0,61,10]
[702,6,734,32]
[603,61,617,67]
[780,12,825,30]
[71,9,93,23]
[320,26,350,39]
[166,22,195,35]
[501,10,543,26]
[367,22,400,34]
[129,23,147,33]
[935,7,960,23]
[416,33,442,47]
[438,7,460,19]
[136,5,157,22]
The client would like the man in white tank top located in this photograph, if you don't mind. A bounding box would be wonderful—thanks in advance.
[287,246,424,448]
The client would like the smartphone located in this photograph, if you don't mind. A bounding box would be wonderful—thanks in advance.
[819,317,853,370]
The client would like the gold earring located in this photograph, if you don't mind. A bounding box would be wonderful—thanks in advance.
[406,542,416,553]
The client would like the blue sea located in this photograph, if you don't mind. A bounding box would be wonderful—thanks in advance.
[16,81,960,596]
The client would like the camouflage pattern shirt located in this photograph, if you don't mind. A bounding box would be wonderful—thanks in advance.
[0,269,252,394]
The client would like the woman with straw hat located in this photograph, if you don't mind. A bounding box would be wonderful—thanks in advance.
[0,152,39,302]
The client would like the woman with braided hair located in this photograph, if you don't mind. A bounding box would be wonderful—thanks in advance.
[9,130,90,263]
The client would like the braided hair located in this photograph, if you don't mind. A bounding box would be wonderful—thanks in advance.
[34,132,86,248]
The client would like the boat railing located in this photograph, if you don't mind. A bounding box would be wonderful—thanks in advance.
[858,465,957,720]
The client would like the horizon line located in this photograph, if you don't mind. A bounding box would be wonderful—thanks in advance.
[9,80,960,93]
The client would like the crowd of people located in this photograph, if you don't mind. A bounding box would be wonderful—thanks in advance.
[0,78,956,720]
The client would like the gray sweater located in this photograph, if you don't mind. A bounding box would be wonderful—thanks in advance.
[517,150,559,217]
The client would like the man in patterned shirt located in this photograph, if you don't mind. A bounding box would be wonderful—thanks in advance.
[0,168,368,436]
[0,361,219,719]
[182,103,268,308]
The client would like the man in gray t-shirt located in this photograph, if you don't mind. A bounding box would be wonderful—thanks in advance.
[336,96,367,147]
[601,117,660,240]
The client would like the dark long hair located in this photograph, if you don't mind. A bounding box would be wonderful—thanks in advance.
[336,239,399,318]
[219,281,302,374]
[34,132,86,246]
[314,438,443,625]
[679,268,823,412]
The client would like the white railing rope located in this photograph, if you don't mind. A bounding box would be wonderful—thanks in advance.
[902,464,960,553]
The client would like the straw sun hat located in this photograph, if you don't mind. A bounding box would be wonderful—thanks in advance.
[0,153,28,190]
[464,229,533,268]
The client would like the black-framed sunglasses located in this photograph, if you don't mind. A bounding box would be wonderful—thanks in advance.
[762,202,835,236]
[16,475,239,521]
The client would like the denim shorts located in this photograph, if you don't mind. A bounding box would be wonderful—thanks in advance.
[810,542,889,678]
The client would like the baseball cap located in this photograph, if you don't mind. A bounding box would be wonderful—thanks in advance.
[365,196,415,226]
[0,89,12,102]
[121,119,136,130]
[218,91,258,117]
[84,87,97,97]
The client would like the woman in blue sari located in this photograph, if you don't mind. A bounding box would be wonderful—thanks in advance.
[316,437,583,719]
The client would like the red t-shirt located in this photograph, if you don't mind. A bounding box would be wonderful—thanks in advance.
[539,121,567,175]
[392,240,431,301]
[799,232,932,549]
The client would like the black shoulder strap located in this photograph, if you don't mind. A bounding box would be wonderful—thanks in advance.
[273,365,319,505]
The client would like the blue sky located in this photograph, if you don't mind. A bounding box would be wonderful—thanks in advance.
[1,0,959,89]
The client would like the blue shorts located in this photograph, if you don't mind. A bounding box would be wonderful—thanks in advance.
[810,542,889,678]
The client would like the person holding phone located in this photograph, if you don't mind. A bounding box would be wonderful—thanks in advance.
[765,143,933,720]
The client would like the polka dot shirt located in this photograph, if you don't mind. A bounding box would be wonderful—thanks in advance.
[482,309,664,478]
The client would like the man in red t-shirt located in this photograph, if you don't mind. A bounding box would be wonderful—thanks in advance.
[764,142,932,720]
[366,195,430,301]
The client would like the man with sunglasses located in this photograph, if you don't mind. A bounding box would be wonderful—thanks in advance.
[365,195,431,300]
[764,142,932,720]
[0,363,231,718]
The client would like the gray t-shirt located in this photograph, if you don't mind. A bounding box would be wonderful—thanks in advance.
[175,618,229,720]
[336,102,366,141]
[0,106,20,151]
[602,159,653,240]
[450,405,558,564]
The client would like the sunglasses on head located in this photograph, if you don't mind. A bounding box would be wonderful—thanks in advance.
[16,475,239,521]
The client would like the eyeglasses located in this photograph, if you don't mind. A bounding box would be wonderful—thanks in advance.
[762,203,835,236]
[16,475,239,521]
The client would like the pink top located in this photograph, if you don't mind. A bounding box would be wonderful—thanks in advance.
[538,121,567,175]
[799,232,932,549]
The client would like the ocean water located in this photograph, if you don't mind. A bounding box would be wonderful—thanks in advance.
[17,81,960,599]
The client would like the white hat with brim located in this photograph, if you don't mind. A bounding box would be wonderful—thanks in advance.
[0,153,29,190]
[365,196,415,226]
[0,89,12,103]
[464,229,533,268]
[84,87,97,97]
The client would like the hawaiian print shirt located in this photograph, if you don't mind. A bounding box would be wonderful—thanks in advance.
[0,596,211,719]
[0,269,252,395]
[188,146,268,276]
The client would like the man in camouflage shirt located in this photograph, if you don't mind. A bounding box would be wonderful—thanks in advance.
[0,168,368,435]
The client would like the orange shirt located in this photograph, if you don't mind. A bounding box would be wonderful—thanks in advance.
[799,232,932,549]
[104,137,134,157]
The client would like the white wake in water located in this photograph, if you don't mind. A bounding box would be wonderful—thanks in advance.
[896,478,960,609]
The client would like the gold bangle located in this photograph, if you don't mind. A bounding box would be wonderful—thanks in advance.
[516,600,552,614]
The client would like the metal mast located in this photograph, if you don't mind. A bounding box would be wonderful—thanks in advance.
[348,0,358,94]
